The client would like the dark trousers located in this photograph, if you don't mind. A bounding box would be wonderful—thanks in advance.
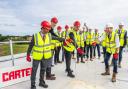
[77,47,84,61]
[62,47,65,62]
[104,52,118,73]
[31,59,49,86]
[86,45,93,59]
[118,47,124,64]
[65,50,72,72]
[84,41,86,58]
[102,47,106,62]
[93,44,101,57]
[54,46,61,63]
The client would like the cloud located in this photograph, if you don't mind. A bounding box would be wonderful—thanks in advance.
[0,0,128,35]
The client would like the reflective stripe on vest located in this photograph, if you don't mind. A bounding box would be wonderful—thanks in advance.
[116,29,126,46]
[86,32,94,45]
[106,32,116,54]
[32,32,52,60]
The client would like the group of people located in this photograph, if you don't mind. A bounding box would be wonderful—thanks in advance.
[26,17,127,89]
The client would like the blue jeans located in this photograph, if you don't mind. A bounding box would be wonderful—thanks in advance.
[104,52,118,73]
[93,44,101,57]
[119,47,124,64]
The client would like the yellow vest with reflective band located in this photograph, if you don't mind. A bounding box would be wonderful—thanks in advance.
[70,29,80,46]
[105,32,117,54]
[55,32,62,47]
[101,32,106,47]
[86,32,94,45]
[32,32,52,60]
[77,33,84,47]
[93,33,100,44]
[115,29,126,46]
[63,35,75,52]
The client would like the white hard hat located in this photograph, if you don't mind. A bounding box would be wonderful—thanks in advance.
[119,22,124,26]
[106,23,114,28]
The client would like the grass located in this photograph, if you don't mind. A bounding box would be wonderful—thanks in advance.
[0,44,29,57]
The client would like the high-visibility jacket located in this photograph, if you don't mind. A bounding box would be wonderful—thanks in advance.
[62,32,75,52]
[32,32,52,60]
[61,31,69,39]
[86,32,94,45]
[77,33,85,47]
[93,33,100,44]
[101,32,106,47]
[105,32,118,54]
[55,32,62,47]
[115,29,126,46]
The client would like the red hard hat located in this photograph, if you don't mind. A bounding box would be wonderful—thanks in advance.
[57,26,62,30]
[51,17,58,24]
[65,25,69,30]
[74,21,80,27]
[41,21,51,30]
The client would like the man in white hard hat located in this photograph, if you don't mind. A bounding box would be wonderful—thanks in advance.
[101,23,120,82]
[115,22,127,68]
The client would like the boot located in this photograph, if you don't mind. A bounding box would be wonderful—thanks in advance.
[118,62,121,68]
[101,68,110,75]
[39,80,48,88]
[81,59,85,63]
[46,67,56,80]
[90,58,93,61]
[65,69,73,72]
[111,72,116,82]
[67,71,75,78]
[31,85,36,89]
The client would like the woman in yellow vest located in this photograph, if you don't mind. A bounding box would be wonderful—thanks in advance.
[101,23,120,82]
[115,22,127,68]
[26,21,65,89]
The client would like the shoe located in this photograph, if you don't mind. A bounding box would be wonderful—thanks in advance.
[90,58,93,61]
[81,60,85,63]
[67,72,75,78]
[65,69,73,72]
[57,61,62,63]
[111,72,116,82]
[46,76,56,80]
[39,81,48,88]
[31,85,36,89]
[101,68,110,76]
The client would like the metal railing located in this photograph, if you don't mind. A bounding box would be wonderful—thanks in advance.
[0,40,30,66]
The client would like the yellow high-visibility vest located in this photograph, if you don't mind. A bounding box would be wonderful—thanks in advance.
[32,32,52,60]
[86,32,94,45]
[55,32,62,47]
[115,29,126,46]
[105,32,118,54]
[93,33,100,44]
[101,32,106,47]
[77,33,84,47]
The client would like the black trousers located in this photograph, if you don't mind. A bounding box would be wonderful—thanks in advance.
[86,45,93,59]
[65,50,72,72]
[31,59,50,86]
[54,46,61,63]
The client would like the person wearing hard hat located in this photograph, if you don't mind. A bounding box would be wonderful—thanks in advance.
[26,20,65,89]
[100,27,109,63]
[93,29,101,59]
[115,22,127,68]
[26,21,53,89]
[61,25,70,62]
[101,23,120,82]
[85,27,94,61]
[46,17,64,80]
[54,26,62,64]
[63,21,81,78]
[76,29,85,63]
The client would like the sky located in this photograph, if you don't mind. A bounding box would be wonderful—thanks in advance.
[0,0,128,36]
